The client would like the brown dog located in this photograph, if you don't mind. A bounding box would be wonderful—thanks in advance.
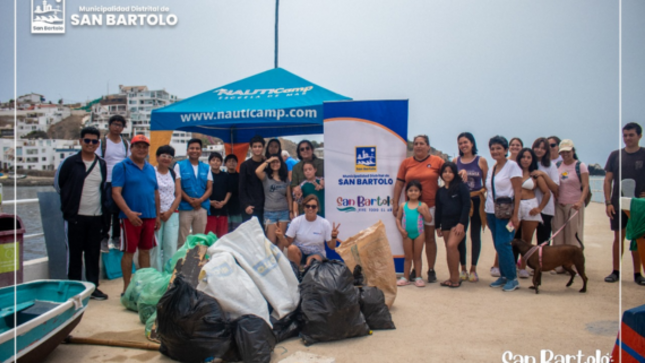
[512,238,587,294]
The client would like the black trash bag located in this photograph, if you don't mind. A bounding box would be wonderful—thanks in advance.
[359,286,396,330]
[221,330,242,363]
[233,315,276,363]
[270,308,301,343]
[352,265,364,286]
[157,276,232,363]
[299,259,370,345]
[290,261,301,282]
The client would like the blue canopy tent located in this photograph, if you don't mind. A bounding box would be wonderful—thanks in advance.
[149,68,351,163]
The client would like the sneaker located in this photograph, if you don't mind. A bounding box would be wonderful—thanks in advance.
[414,277,426,287]
[490,267,501,277]
[459,270,469,281]
[409,269,417,281]
[427,269,437,283]
[468,271,479,282]
[397,277,411,286]
[502,279,520,292]
[604,272,619,283]
[518,269,530,279]
[100,238,109,253]
[90,289,108,300]
[490,277,507,288]
[108,237,120,250]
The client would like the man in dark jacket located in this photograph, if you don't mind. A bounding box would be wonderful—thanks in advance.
[55,126,108,300]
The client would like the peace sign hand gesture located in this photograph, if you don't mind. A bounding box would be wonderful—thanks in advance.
[331,222,341,238]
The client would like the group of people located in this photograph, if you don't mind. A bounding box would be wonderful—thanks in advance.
[55,113,644,300]
[55,115,340,300]
[393,123,645,292]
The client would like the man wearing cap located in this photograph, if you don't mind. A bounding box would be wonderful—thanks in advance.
[603,122,645,285]
[111,134,160,293]
[174,138,213,248]
[55,126,108,300]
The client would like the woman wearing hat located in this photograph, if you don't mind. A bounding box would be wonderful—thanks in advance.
[552,139,589,255]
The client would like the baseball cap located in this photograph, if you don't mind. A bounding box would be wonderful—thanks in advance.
[131,134,150,145]
[559,139,574,153]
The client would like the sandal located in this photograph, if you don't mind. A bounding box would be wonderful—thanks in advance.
[397,277,411,286]
[440,280,461,288]
[414,277,426,287]
[468,271,479,282]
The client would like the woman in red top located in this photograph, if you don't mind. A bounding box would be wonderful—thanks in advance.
[393,135,445,283]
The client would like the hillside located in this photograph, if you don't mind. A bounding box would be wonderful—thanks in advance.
[47,113,85,139]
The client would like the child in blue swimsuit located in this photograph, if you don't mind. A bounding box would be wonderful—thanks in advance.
[396,180,433,287]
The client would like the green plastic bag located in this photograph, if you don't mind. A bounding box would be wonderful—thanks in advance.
[120,268,161,311]
[145,311,157,340]
[163,232,218,274]
[138,272,172,323]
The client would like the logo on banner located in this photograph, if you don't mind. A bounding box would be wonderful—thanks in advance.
[355,146,377,172]
[32,0,65,34]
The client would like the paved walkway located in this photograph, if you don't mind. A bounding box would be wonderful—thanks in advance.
[44,202,642,363]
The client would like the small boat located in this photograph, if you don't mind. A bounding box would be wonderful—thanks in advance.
[0,280,94,363]
[6,174,26,180]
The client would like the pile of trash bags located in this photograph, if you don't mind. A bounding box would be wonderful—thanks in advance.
[120,233,218,336]
[127,219,396,362]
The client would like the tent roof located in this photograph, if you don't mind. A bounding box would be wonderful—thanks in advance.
[151,68,350,142]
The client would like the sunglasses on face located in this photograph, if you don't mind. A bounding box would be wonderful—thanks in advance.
[300,147,311,151]
[304,204,318,209]
[83,139,99,145]
[550,143,557,148]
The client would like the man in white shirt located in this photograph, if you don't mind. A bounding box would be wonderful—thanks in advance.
[96,115,130,251]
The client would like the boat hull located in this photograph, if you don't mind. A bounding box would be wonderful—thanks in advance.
[0,280,94,363]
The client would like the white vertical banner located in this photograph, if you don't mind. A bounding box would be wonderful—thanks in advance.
[323,100,408,271]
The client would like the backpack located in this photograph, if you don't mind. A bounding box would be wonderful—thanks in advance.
[557,160,592,207]
[101,135,129,158]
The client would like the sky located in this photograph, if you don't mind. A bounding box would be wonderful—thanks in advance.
[1,0,643,165]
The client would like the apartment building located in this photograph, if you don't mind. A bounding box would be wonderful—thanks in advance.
[12,139,78,171]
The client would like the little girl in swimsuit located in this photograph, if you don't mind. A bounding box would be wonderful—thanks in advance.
[396,180,433,287]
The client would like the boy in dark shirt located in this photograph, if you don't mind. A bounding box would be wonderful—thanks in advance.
[206,152,231,237]
[239,135,266,223]
[225,154,242,231]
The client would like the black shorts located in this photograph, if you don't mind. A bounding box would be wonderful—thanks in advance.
[610,203,628,231]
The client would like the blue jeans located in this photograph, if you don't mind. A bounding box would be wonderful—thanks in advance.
[151,212,179,272]
[486,213,517,280]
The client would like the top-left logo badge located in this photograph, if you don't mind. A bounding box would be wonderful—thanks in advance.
[32,0,65,34]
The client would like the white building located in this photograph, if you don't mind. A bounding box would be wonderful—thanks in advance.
[87,94,131,137]
[122,85,190,156]
[87,86,190,157]
[12,139,78,171]
[0,105,72,138]
[17,93,44,105]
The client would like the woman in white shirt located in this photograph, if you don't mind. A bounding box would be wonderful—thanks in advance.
[150,145,182,272]
[530,137,560,245]
[275,195,341,268]
[485,136,522,292]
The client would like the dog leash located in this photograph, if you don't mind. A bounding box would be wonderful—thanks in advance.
[517,209,580,268]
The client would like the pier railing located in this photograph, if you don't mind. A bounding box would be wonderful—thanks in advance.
[2,198,43,240]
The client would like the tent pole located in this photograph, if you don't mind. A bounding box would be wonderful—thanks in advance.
[274,0,279,68]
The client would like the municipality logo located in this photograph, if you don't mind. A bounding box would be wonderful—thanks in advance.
[355,146,376,172]
[32,0,65,34]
